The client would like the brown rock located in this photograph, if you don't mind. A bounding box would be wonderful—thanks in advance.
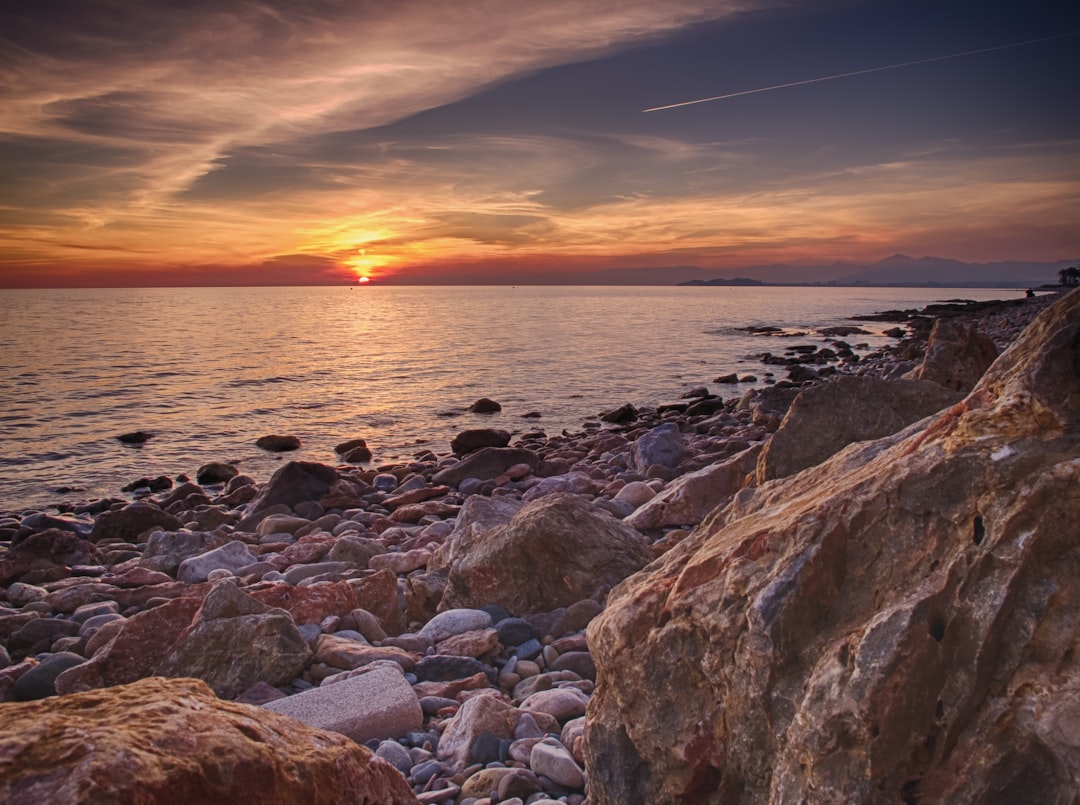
[244,460,338,516]
[0,529,101,585]
[431,447,540,488]
[88,502,181,543]
[314,635,419,672]
[250,571,403,635]
[756,376,963,483]
[584,290,1080,804]
[0,677,418,804]
[255,433,302,451]
[907,316,999,392]
[156,581,311,699]
[440,492,652,615]
[451,428,511,455]
[437,692,518,772]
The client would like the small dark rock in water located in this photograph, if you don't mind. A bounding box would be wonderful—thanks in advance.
[116,431,152,445]
[819,325,870,337]
[121,476,172,493]
[714,373,739,384]
[883,326,907,338]
[521,411,543,418]
[334,438,368,455]
[195,462,239,485]
[255,434,301,452]
[451,428,511,455]
[600,403,637,423]
[342,445,373,463]
[469,397,502,414]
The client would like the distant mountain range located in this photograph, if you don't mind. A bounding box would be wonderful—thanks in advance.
[670,254,1077,287]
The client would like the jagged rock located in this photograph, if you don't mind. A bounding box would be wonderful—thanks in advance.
[431,447,540,489]
[88,502,181,543]
[140,530,229,575]
[0,529,101,585]
[626,444,762,531]
[629,423,685,472]
[756,376,963,483]
[736,384,802,431]
[451,428,511,455]
[244,461,338,516]
[585,290,1080,804]
[428,495,524,572]
[440,492,652,615]
[906,316,999,392]
[156,581,311,699]
[0,677,419,804]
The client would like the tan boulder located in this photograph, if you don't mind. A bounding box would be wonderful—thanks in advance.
[0,677,418,804]
[906,315,998,391]
[439,492,652,615]
[585,290,1080,804]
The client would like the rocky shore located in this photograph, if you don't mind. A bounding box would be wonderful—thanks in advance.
[1,289,1074,804]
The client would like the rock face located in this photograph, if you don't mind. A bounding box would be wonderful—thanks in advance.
[440,492,653,614]
[0,676,419,804]
[585,290,1080,804]
[756,376,963,483]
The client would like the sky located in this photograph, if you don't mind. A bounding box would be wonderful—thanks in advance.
[1,0,1078,287]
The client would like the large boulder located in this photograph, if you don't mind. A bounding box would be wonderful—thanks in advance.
[0,529,101,585]
[0,677,418,804]
[756,376,963,483]
[140,530,229,575]
[585,290,1080,804]
[906,316,998,392]
[244,461,338,517]
[451,428,511,455]
[440,492,653,615]
[89,502,181,543]
[626,444,762,531]
[629,423,684,472]
[156,581,311,699]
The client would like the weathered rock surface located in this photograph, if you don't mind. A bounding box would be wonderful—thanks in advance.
[88,502,181,543]
[906,316,999,392]
[756,376,963,483]
[156,581,311,699]
[585,290,1080,804]
[0,529,101,585]
[0,677,418,804]
[440,492,652,614]
[244,460,338,516]
[431,447,540,488]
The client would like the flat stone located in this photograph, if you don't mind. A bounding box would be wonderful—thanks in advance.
[263,661,422,744]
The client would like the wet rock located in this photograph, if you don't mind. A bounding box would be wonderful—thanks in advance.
[585,291,1080,805]
[263,661,422,744]
[121,475,172,493]
[440,493,652,615]
[469,397,502,413]
[0,677,419,804]
[116,431,152,444]
[195,461,239,485]
[600,403,638,424]
[244,461,338,516]
[255,434,301,452]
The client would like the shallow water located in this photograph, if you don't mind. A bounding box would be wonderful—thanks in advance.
[0,285,1016,511]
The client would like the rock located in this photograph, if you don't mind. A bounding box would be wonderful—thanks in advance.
[314,635,418,672]
[156,581,311,699]
[342,445,373,463]
[255,434,302,452]
[335,437,369,454]
[613,481,656,508]
[263,661,422,744]
[177,540,259,583]
[600,403,637,423]
[629,423,684,472]
[11,652,85,700]
[195,461,239,485]
[0,528,101,585]
[251,572,404,635]
[440,492,652,615]
[520,687,590,722]
[585,291,1080,804]
[327,535,386,567]
[431,447,540,489]
[256,513,313,536]
[140,530,229,575]
[88,502,181,543]
[469,397,502,413]
[906,316,999,392]
[757,376,964,483]
[451,428,511,455]
[626,444,762,531]
[530,738,586,788]
[736,384,802,431]
[116,431,152,444]
[436,628,499,658]
[436,693,518,772]
[244,461,338,516]
[521,471,595,503]
[121,475,172,493]
[0,677,418,804]
[429,495,525,572]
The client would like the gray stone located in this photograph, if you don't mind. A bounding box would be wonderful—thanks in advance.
[431,448,540,489]
[263,661,421,743]
[530,738,585,788]
[12,652,86,700]
[418,608,493,643]
[177,540,259,584]
[630,423,684,472]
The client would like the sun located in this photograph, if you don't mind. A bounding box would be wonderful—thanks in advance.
[357,276,371,284]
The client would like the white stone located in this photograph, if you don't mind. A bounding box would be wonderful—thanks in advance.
[417,608,492,643]
[530,738,585,788]
[176,540,259,584]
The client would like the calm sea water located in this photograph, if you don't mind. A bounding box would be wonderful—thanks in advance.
[0,285,1016,512]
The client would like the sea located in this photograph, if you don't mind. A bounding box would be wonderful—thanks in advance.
[0,285,1021,512]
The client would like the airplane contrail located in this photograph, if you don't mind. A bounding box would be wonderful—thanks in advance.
[643,31,1080,113]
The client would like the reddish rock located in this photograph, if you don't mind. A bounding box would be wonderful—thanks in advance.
[585,291,1080,804]
[110,566,174,587]
[389,500,460,523]
[0,677,419,804]
[55,597,202,694]
[383,485,452,511]
[250,570,403,635]
[0,529,101,585]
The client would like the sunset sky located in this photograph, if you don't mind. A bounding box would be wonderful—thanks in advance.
[1,0,1077,287]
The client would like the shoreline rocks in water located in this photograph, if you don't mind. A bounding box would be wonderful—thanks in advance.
[0,289,1072,803]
